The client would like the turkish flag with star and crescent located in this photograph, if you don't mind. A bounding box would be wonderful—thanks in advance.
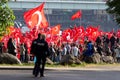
[71,10,82,20]
[24,2,49,29]
[51,24,61,35]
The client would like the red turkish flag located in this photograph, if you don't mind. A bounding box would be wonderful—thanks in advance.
[24,2,48,29]
[71,10,82,20]
[62,28,73,41]
[51,24,61,35]
[116,30,120,38]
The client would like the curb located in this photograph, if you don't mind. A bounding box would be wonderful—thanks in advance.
[0,66,33,70]
[0,66,120,71]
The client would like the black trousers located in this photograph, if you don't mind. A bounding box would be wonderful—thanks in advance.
[33,55,46,76]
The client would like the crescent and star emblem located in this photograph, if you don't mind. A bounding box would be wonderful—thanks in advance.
[54,27,58,32]
[29,11,42,27]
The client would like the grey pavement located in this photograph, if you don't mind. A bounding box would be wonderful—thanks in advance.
[0,69,120,80]
[0,65,120,80]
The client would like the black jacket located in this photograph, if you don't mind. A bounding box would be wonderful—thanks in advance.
[31,38,50,57]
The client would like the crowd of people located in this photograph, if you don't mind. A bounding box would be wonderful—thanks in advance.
[0,37,29,63]
[44,33,119,63]
[0,32,120,63]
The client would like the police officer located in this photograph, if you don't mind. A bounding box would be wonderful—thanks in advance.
[31,33,49,77]
[30,33,40,76]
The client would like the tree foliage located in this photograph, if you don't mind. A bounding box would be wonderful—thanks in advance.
[0,0,15,37]
[106,0,120,25]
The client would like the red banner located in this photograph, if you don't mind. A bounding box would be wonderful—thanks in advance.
[24,2,48,29]
[71,10,82,20]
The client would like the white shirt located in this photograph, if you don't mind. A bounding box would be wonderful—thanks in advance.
[62,47,67,55]
[71,46,79,57]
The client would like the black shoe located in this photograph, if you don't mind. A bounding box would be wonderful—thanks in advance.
[34,74,38,77]
[32,69,36,75]
[40,75,45,77]
[33,72,35,75]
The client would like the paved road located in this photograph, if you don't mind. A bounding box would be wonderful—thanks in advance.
[0,69,120,80]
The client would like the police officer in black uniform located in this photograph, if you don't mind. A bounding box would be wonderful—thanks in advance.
[31,33,49,77]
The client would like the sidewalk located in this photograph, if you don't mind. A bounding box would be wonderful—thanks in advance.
[0,65,120,71]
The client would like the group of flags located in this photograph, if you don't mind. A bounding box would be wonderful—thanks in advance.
[24,2,82,30]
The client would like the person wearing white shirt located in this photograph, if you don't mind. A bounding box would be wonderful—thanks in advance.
[71,43,79,57]
[61,44,67,56]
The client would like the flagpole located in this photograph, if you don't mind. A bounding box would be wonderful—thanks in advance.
[79,17,81,26]
[79,10,81,26]
[46,9,51,27]
[44,0,51,27]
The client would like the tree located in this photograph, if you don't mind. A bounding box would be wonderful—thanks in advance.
[106,0,120,25]
[0,0,15,37]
